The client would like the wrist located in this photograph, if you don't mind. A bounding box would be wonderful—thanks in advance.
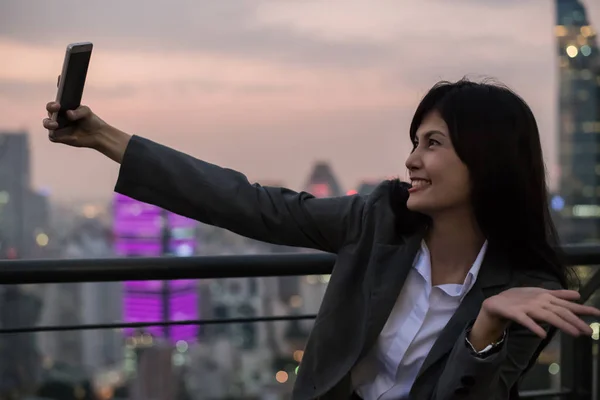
[94,126,131,164]
[469,310,508,352]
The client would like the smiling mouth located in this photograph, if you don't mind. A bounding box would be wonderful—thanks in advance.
[409,179,431,193]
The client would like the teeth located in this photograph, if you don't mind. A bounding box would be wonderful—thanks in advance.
[411,180,431,188]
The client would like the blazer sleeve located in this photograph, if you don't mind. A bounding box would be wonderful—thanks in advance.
[432,280,562,400]
[114,135,368,253]
[431,323,546,399]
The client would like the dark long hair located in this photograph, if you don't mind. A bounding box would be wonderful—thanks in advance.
[393,78,570,288]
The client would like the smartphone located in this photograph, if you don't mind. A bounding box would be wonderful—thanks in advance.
[52,42,93,129]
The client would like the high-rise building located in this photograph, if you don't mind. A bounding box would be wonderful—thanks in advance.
[0,132,29,256]
[304,161,343,198]
[0,132,48,397]
[554,0,600,243]
[0,132,51,257]
[38,217,122,375]
[112,193,200,343]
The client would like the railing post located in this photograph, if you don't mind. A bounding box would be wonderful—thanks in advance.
[594,340,599,399]
[562,334,593,400]
[561,333,574,399]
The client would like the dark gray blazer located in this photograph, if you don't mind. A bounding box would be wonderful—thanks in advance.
[115,136,562,400]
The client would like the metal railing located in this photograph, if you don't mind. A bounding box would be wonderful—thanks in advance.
[0,244,600,399]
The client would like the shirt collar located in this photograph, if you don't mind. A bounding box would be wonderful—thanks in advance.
[414,240,488,298]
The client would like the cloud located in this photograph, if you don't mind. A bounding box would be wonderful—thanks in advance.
[0,0,389,69]
[1,0,594,200]
[0,79,139,101]
[2,0,575,72]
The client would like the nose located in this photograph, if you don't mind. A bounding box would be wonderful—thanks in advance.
[405,147,423,172]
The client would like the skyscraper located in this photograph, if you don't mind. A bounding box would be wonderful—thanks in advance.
[112,193,199,343]
[0,132,50,257]
[0,132,46,397]
[0,132,30,256]
[304,161,343,198]
[554,0,600,243]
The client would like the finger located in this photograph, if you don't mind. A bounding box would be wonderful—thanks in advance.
[511,313,547,338]
[528,308,580,336]
[48,128,76,144]
[48,131,73,145]
[43,118,58,131]
[46,102,60,113]
[546,304,593,335]
[550,297,600,316]
[548,290,581,301]
[67,105,90,121]
[48,128,60,143]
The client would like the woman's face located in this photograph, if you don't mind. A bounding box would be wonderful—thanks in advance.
[405,111,471,216]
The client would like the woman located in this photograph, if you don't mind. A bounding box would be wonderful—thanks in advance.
[43,79,599,400]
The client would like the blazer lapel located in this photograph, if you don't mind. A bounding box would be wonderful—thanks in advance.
[414,281,485,381]
[414,243,513,382]
[359,233,424,359]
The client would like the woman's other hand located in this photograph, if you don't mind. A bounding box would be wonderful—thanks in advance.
[469,288,600,351]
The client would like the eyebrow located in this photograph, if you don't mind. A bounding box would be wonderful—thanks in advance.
[415,130,447,140]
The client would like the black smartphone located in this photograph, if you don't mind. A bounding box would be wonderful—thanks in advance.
[52,42,93,129]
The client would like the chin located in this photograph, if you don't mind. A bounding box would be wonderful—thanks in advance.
[406,198,424,212]
[406,196,433,215]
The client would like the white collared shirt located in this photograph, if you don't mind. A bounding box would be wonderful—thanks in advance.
[351,240,488,399]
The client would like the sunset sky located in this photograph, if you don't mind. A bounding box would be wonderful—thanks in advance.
[1,0,599,202]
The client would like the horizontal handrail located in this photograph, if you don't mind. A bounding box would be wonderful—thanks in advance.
[0,244,598,285]
[519,388,573,398]
[0,252,335,284]
[0,314,318,334]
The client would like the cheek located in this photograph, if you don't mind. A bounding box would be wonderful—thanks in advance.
[440,163,470,202]
[427,155,469,193]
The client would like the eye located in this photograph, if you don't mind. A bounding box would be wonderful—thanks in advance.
[428,138,441,147]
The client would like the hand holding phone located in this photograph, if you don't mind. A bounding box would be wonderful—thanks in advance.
[44,42,130,161]
[52,42,93,130]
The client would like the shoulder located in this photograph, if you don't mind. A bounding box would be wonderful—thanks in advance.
[484,241,567,291]
[511,268,564,290]
[365,179,410,204]
[362,179,427,239]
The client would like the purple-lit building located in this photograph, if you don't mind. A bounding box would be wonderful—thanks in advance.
[113,193,199,342]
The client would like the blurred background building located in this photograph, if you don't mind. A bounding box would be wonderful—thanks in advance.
[553,0,600,243]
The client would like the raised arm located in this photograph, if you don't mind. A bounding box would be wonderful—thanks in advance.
[44,102,368,253]
[116,135,367,251]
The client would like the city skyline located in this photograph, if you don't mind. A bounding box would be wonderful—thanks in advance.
[554,0,600,242]
[0,2,599,397]
[1,0,599,202]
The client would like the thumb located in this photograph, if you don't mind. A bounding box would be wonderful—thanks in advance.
[67,105,91,121]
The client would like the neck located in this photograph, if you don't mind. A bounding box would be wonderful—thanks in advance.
[425,208,485,285]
